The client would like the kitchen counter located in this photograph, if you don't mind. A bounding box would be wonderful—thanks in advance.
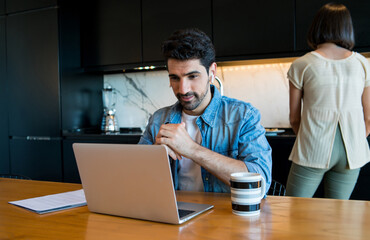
[63,128,296,138]
[62,128,369,200]
[265,128,296,139]
[62,128,296,144]
[63,128,142,142]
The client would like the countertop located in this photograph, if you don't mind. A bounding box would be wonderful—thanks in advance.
[63,128,296,140]
[63,128,143,141]
[265,128,296,138]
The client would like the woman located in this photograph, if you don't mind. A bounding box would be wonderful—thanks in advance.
[286,2,370,199]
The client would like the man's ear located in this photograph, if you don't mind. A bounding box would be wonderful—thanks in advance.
[209,62,217,83]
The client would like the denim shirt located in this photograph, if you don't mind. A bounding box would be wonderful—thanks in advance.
[139,85,272,194]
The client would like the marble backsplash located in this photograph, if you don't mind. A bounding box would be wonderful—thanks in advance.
[104,61,291,130]
[104,56,370,130]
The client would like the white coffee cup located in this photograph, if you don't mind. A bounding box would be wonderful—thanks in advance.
[230,172,266,216]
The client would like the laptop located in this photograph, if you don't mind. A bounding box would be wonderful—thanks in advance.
[72,143,213,224]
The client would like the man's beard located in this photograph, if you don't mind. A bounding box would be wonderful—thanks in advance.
[177,82,210,111]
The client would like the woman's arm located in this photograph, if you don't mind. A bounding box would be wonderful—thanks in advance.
[362,86,370,136]
[289,82,303,135]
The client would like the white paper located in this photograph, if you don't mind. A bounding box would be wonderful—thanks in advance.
[9,189,87,214]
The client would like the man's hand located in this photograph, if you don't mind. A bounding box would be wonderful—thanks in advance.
[155,122,249,185]
[155,122,197,160]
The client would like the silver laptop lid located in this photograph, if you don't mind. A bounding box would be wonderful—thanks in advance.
[73,143,181,224]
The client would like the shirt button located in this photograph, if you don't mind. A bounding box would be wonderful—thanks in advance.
[205,177,209,181]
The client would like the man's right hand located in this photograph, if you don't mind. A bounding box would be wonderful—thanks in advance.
[161,145,182,160]
[154,123,183,160]
[155,122,199,160]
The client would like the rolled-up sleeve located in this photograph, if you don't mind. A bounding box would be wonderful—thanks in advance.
[238,107,272,195]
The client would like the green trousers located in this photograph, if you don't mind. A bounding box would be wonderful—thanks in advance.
[286,126,361,199]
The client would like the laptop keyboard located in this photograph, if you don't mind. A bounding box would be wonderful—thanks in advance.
[178,209,195,218]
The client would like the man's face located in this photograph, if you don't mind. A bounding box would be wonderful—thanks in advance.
[167,58,215,115]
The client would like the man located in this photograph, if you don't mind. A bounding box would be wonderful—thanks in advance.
[139,28,272,193]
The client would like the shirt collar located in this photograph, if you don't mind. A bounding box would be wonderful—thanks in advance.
[165,85,221,127]
[200,85,221,127]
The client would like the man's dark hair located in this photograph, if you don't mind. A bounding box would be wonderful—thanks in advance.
[307,2,354,50]
[162,28,216,73]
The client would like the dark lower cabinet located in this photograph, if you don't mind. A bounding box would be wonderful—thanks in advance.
[351,162,370,200]
[296,0,370,52]
[63,136,141,183]
[268,136,370,200]
[63,139,104,183]
[0,16,9,174]
[10,139,62,181]
[267,137,294,187]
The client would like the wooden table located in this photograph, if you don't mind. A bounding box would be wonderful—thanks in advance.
[1,178,369,240]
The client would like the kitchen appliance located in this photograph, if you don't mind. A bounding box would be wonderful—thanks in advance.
[101,85,119,132]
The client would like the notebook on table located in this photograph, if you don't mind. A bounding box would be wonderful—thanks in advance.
[72,143,213,224]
